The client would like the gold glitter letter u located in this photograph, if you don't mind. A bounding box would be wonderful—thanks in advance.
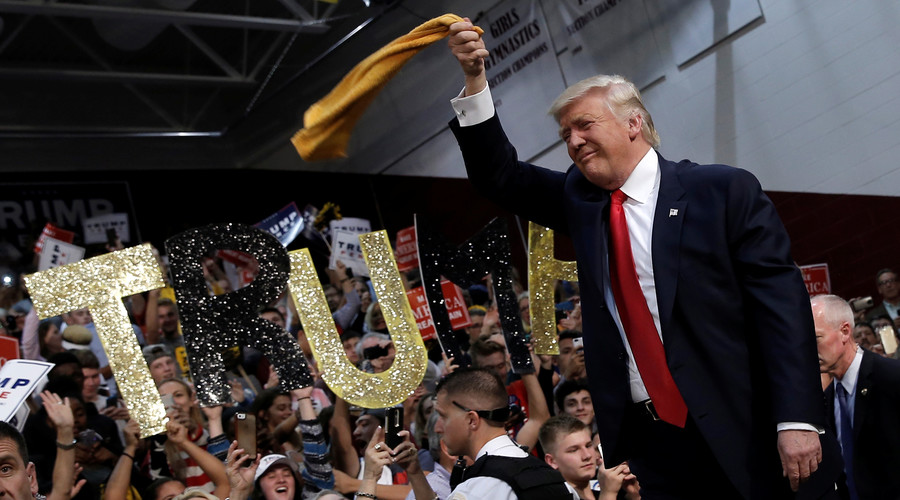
[24,245,168,437]
[287,231,428,408]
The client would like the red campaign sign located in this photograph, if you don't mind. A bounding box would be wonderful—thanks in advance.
[800,263,831,296]
[406,280,472,341]
[217,250,256,268]
[0,336,20,368]
[395,227,419,272]
[33,222,75,254]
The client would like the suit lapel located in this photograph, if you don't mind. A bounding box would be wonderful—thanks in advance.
[853,351,873,443]
[823,384,836,430]
[652,156,687,335]
[569,171,611,296]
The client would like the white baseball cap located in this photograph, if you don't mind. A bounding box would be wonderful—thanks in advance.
[254,454,299,483]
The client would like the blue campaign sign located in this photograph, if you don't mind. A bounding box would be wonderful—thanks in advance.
[255,202,305,247]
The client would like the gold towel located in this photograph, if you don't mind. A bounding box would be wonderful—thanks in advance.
[291,13,483,162]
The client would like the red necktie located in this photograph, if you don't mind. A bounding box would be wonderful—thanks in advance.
[609,189,688,428]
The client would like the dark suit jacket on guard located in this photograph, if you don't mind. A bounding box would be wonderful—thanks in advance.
[451,113,836,499]
[825,349,900,499]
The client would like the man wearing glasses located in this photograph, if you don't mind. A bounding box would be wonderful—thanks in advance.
[865,269,900,327]
[434,369,576,500]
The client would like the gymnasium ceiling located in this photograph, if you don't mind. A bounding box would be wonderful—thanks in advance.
[0,0,415,171]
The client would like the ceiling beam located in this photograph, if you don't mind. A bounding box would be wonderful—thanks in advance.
[0,67,255,86]
[0,1,331,32]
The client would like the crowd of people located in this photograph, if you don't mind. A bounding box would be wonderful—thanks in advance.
[2,224,899,500]
[0,223,648,500]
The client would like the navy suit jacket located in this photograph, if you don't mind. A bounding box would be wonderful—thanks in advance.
[826,350,900,499]
[451,113,833,498]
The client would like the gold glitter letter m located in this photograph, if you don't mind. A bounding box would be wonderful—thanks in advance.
[528,222,578,355]
[287,231,428,408]
[24,245,167,437]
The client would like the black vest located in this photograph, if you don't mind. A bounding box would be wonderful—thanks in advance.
[457,454,572,500]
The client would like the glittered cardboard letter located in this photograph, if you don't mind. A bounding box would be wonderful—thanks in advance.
[287,231,428,408]
[165,223,311,406]
[528,222,578,355]
[416,217,534,374]
[24,244,167,437]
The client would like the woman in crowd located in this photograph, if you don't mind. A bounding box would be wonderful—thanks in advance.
[226,386,334,500]
[149,378,229,491]
[251,388,303,456]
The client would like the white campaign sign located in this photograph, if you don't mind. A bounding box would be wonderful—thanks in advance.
[38,237,85,271]
[330,229,370,278]
[0,360,54,423]
[83,212,131,244]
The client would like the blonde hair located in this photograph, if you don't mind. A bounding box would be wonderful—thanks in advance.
[549,74,660,148]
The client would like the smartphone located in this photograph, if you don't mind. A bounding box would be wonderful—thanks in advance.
[106,228,118,247]
[572,336,584,353]
[76,429,102,449]
[235,413,257,460]
[850,296,874,312]
[877,325,898,356]
[384,407,404,449]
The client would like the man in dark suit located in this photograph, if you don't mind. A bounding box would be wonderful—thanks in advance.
[863,269,900,325]
[812,294,900,499]
[445,19,838,499]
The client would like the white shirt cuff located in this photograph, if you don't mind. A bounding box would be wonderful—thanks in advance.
[777,422,824,434]
[450,84,495,127]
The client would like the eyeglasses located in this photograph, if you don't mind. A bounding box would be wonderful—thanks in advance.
[879,278,898,286]
[451,400,510,422]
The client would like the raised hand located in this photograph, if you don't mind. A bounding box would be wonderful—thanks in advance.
[389,430,421,475]
[448,18,489,81]
[40,391,74,433]
[363,426,392,480]
[226,440,261,500]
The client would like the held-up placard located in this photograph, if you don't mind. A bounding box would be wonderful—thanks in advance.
[0,337,19,368]
[395,226,418,272]
[83,213,130,244]
[330,229,369,277]
[255,202,305,247]
[0,360,54,423]
[38,237,85,271]
[406,281,471,341]
[800,263,830,296]
[34,222,75,254]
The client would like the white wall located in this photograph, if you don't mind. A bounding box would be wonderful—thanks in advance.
[260,0,900,197]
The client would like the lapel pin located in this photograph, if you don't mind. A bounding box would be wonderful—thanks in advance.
[669,209,679,217]
[861,388,868,396]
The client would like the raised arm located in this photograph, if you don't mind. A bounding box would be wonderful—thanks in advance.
[42,391,81,500]
[330,395,360,477]
[102,419,141,500]
[166,418,230,499]
[510,372,550,450]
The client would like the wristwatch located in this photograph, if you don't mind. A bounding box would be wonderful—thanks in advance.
[56,439,77,450]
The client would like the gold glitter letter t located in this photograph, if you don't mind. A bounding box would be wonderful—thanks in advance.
[24,244,167,437]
